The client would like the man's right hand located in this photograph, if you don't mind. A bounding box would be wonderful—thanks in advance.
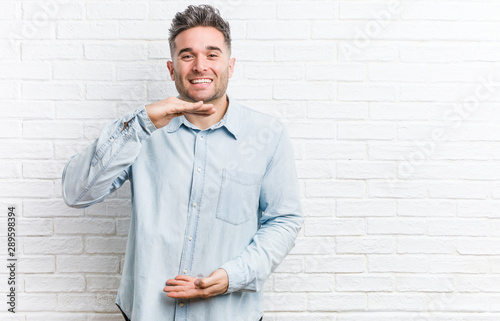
[145,97,216,129]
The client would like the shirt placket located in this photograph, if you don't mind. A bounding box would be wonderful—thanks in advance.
[175,129,207,320]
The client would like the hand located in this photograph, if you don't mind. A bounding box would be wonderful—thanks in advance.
[145,96,216,129]
[163,268,229,299]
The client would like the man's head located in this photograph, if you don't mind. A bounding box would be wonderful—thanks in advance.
[167,5,235,104]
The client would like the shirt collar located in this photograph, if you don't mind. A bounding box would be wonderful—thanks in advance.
[165,94,240,140]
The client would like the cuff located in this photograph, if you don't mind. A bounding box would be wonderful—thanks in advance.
[219,260,246,294]
[123,105,157,140]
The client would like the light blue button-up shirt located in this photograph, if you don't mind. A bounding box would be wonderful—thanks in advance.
[62,97,303,321]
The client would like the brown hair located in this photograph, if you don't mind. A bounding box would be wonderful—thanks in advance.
[168,5,231,55]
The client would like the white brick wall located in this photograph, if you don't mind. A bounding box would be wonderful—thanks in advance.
[2,0,500,319]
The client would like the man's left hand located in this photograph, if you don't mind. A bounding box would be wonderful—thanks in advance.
[163,268,229,299]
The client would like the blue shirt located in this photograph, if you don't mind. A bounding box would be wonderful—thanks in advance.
[62,97,303,321]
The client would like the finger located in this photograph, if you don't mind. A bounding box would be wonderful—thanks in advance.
[175,275,198,282]
[165,279,188,286]
[195,276,217,289]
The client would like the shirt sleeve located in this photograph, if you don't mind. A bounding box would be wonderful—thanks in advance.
[62,105,157,208]
[220,124,304,293]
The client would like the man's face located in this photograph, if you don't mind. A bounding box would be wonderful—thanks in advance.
[167,26,235,104]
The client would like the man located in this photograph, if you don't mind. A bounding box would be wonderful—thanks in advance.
[62,5,302,321]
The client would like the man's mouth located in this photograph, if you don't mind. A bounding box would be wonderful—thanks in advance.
[189,78,213,84]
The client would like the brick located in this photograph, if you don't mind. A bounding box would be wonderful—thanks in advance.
[86,84,146,101]
[224,2,276,19]
[25,275,85,292]
[53,62,114,80]
[337,237,393,254]
[22,82,82,100]
[0,161,20,178]
[22,42,82,60]
[0,120,21,138]
[306,180,364,198]
[367,181,427,198]
[457,201,500,218]
[337,200,396,217]
[24,199,84,217]
[429,182,489,199]
[116,218,130,235]
[0,1,16,20]
[22,2,84,20]
[27,314,87,321]
[290,237,335,255]
[24,237,83,254]
[338,122,396,140]
[338,84,397,102]
[306,63,365,81]
[0,101,54,118]
[337,161,396,179]
[56,255,120,273]
[396,276,454,292]
[86,237,126,254]
[0,21,55,40]
[400,2,461,20]
[274,256,303,273]
[56,102,116,119]
[0,180,53,198]
[305,255,365,273]
[87,2,147,20]
[248,21,309,40]
[430,257,488,273]
[308,102,368,120]
[308,293,366,311]
[22,160,66,179]
[456,276,500,292]
[339,1,401,20]
[287,123,335,139]
[17,218,53,236]
[368,293,430,311]
[116,63,169,81]
[119,21,170,40]
[295,160,334,179]
[54,219,115,235]
[277,2,335,19]
[245,63,304,80]
[336,275,394,292]
[369,63,429,82]
[23,121,82,139]
[370,102,447,120]
[306,218,365,237]
[274,274,332,292]
[0,81,18,99]
[274,83,335,101]
[263,293,307,312]
[428,219,488,236]
[367,218,426,235]
[227,82,273,100]
[397,237,455,254]
[401,85,459,102]
[85,43,146,60]
[57,22,118,39]
[339,43,399,62]
[0,62,51,80]
[369,255,428,273]
[275,42,336,62]
[17,293,57,311]
[18,256,55,273]
[86,275,121,291]
[457,239,500,255]
[57,293,117,312]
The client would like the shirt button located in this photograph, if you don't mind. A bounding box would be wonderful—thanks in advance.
[193,202,197,207]
[109,137,114,142]
[197,167,201,172]
[179,303,184,307]
[200,136,204,140]
[189,236,193,241]
[183,269,188,274]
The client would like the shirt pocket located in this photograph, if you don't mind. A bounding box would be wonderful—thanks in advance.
[216,169,262,225]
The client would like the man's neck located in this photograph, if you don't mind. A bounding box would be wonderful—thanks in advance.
[184,94,229,130]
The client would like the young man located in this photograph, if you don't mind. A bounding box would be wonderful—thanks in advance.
[62,5,303,321]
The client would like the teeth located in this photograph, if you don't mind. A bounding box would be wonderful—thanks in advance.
[191,79,212,84]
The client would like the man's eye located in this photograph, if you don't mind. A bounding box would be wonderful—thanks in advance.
[208,54,218,58]
[182,55,193,59]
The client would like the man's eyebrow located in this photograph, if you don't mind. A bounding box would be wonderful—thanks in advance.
[177,48,193,56]
[206,46,222,52]
[177,46,223,56]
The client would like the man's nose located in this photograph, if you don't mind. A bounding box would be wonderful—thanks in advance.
[193,58,208,72]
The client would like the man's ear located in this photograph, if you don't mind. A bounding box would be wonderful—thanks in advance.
[167,61,175,81]
[228,57,236,79]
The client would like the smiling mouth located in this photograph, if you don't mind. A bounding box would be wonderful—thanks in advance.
[190,78,213,84]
